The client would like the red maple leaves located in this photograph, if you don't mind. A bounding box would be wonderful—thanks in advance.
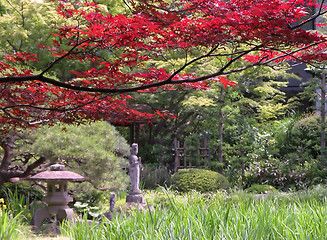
[0,0,326,133]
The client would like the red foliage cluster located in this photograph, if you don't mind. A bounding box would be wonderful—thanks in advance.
[0,0,326,133]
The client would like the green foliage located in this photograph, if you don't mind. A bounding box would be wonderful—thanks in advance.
[234,114,318,190]
[0,183,41,224]
[26,121,130,192]
[62,188,327,240]
[61,214,104,240]
[226,65,295,122]
[140,188,177,207]
[0,0,100,81]
[0,0,63,72]
[184,134,204,165]
[0,210,24,240]
[243,114,327,190]
[0,1,6,16]
[244,158,307,190]
[180,65,297,186]
[96,0,131,15]
[284,114,321,161]
[245,184,277,194]
[72,188,106,219]
[0,182,44,204]
[140,135,174,166]
[220,117,258,184]
[73,201,100,219]
[140,164,171,189]
[170,168,229,193]
[305,164,327,186]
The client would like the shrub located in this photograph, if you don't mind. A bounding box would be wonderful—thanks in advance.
[244,114,325,190]
[140,164,171,189]
[170,168,229,193]
[27,121,130,194]
[245,184,277,194]
[243,158,308,190]
[71,188,106,219]
[0,182,44,203]
[0,182,43,223]
[284,114,321,162]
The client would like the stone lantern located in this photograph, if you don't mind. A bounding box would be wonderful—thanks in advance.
[28,164,85,232]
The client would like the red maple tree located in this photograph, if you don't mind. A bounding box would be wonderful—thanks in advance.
[0,0,326,185]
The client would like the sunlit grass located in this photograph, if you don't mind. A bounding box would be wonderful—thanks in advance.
[3,186,327,239]
[0,210,24,240]
[61,186,327,240]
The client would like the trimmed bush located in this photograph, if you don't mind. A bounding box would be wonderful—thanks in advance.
[245,184,277,194]
[170,168,229,193]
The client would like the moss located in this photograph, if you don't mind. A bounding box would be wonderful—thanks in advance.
[170,168,229,193]
[245,184,277,194]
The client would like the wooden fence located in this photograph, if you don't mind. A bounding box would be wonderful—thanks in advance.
[173,135,211,172]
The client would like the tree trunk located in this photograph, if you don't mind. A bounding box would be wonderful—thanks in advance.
[0,134,17,186]
[218,86,224,173]
[173,138,180,172]
[0,135,16,170]
[0,134,46,187]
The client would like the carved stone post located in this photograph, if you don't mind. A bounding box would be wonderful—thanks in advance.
[126,143,144,203]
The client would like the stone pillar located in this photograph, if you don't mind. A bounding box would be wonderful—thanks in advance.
[126,143,144,203]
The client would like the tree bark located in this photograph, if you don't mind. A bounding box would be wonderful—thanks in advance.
[0,134,17,171]
[217,86,224,173]
[0,134,46,187]
[0,134,17,186]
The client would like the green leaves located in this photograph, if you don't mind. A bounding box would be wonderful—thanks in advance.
[26,121,130,191]
[62,188,327,239]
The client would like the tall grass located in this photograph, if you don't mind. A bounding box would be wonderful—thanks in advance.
[61,186,327,240]
[0,210,24,240]
[0,187,39,240]
[3,187,37,222]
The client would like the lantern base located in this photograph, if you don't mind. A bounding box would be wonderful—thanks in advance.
[32,206,74,233]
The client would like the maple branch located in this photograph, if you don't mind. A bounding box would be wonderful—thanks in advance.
[140,1,199,13]
[0,73,166,93]
[168,43,265,84]
[167,44,221,81]
[262,40,327,66]
[171,112,198,138]
[122,0,133,12]
[0,94,108,126]
[0,41,321,94]
[39,38,88,76]
[290,0,327,30]
[18,156,46,179]
[220,46,325,77]
[0,30,326,95]
[265,46,322,69]
[6,40,18,53]
[2,108,50,125]
[0,46,298,93]
[1,95,104,112]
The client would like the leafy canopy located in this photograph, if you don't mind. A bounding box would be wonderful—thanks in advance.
[0,0,326,133]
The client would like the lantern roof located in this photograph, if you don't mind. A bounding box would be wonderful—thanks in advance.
[28,164,85,182]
